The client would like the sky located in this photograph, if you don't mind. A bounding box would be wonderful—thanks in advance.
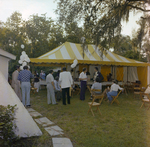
[0,0,143,37]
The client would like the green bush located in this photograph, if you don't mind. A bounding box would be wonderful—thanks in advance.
[0,105,18,146]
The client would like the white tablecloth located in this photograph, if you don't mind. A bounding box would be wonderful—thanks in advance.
[40,80,123,86]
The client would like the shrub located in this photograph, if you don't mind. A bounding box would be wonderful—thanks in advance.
[0,105,18,146]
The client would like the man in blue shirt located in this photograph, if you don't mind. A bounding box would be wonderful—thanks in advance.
[18,66,33,107]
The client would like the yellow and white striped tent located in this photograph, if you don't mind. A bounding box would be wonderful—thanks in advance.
[30,42,150,87]
[30,42,148,67]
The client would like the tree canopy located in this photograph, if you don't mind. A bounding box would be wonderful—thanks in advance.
[56,0,150,59]
[0,1,149,73]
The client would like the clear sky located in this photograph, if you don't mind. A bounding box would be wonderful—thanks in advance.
[0,0,142,37]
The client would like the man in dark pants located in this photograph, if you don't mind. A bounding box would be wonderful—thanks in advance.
[59,67,73,105]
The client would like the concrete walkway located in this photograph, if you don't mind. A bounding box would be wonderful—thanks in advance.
[27,108,73,147]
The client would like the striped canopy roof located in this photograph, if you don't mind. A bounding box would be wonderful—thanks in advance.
[30,42,148,66]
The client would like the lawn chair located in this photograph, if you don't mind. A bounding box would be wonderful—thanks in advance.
[122,81,128,96]
[87,85,92,95]
[88,89,104,116]
[141,84,150,92]
[75,84,80,95]
[111,90,122,105]
[133,82,141,99]
[31,83,37,94]
[140,92,150,109]
[125,81,134,93]
[87,85,91,93]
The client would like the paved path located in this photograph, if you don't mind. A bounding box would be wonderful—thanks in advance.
[27,108,73,147]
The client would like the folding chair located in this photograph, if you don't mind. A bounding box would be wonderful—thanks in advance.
[31,83,37,93]
[87,85,92,94]
[88,89,104,116]
[134,87,141,99]
[122,81,128,96]
[140,92,150,109]
[75,84,81,95]
[125,81,134,93]
[132,82,141,99]
[111,90,122,105]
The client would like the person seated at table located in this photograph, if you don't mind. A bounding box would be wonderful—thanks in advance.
[107,80,123,102]
[107,73,112,81]
[54,76,62,101]
[91,77,102,95]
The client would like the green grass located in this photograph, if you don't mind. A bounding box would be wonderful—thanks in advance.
[2,90,150,147]
[27,90,150,147]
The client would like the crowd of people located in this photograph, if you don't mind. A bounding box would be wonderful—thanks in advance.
[11,65,124,107]
[78,67,124,102]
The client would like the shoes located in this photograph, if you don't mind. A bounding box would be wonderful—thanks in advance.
[26,105,31,107]
[54,103,58,105]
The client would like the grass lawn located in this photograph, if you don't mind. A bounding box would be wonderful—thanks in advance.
[24,89,150,147]
[2,90,150,147]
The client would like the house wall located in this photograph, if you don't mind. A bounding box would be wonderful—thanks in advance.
[0,56,9,80]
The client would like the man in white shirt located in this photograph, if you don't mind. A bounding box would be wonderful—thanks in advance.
[59,67,73,105]
[107,80,123,102]
[11,65,22,101]
[46,70,57,105]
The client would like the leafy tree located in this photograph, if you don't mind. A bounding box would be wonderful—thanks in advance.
[0,12,66,73]
[110,35,132,55]
[0,12,26,72]
[24,14,66,58]
[56,0,150,60]
[65,22,84,43]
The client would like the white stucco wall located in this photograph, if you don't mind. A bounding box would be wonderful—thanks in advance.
[0,56,10,80]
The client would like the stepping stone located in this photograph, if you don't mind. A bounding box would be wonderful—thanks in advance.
[44,126,64,136]
[52,138,73,147]
[27,108,36,112]
[29,111,42,117]
[35,117,54,127]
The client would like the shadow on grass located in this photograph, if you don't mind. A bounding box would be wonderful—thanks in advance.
[7,90,150,147]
